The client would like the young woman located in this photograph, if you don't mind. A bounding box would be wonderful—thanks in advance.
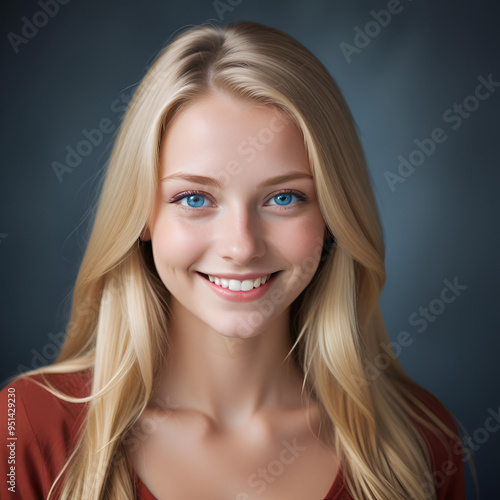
[0,21,466,499]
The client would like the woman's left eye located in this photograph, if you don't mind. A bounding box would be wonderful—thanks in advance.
[265,192,305,206]
[177,193,212,208]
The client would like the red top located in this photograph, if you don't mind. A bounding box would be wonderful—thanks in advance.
[1,371,465,499]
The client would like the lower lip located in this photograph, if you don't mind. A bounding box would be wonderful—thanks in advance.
[198,273,279,303]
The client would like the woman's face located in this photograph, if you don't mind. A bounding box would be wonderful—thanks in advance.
[147,92,326,338]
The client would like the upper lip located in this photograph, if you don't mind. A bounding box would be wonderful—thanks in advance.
[197,271,278,280]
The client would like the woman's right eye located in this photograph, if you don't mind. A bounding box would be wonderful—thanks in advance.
[172,191,213,208]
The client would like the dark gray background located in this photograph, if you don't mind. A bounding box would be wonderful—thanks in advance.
[1,0,498,497]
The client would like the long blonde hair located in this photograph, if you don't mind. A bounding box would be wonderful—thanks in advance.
[9,21,460,499]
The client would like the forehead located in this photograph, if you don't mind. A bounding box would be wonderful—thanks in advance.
[158,93,311,181]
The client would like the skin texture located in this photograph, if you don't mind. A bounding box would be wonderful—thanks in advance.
[131,93,339,499]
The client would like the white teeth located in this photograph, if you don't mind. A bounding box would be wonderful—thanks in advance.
[241,280,254,291]
[228,279,241,291]
[206,273,273,291]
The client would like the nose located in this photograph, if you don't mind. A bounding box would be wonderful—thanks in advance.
[216,205,266,265]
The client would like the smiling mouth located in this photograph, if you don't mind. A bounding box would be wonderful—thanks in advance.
[197,272,280,291]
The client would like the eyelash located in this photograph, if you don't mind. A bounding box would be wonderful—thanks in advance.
[169,189,307,212]
[169,190,215,210]
[264,189,307,209]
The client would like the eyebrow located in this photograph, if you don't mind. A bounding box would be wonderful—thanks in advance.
[160,171,313,189]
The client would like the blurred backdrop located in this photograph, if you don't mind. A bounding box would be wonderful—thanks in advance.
[1,0,498,497]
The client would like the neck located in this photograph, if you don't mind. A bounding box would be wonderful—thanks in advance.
[154,299,307,430]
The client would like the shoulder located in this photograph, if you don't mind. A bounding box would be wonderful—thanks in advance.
[0,370,92,499]
[1,370,92,435]
[2,369,92,399]
[408,384,467,499]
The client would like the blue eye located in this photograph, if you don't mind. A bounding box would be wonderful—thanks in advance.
[266,192,304,206]
[178,193,211,207]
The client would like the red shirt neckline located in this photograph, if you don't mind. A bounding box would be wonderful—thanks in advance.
[134,467,345,500]
[3,370,464,499]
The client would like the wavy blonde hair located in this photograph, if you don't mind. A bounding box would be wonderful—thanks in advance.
[8,21,461,499]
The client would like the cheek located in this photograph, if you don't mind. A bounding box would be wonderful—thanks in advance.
[150,218,207,276]
[273,213,325,277]
[295,222,324,261]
